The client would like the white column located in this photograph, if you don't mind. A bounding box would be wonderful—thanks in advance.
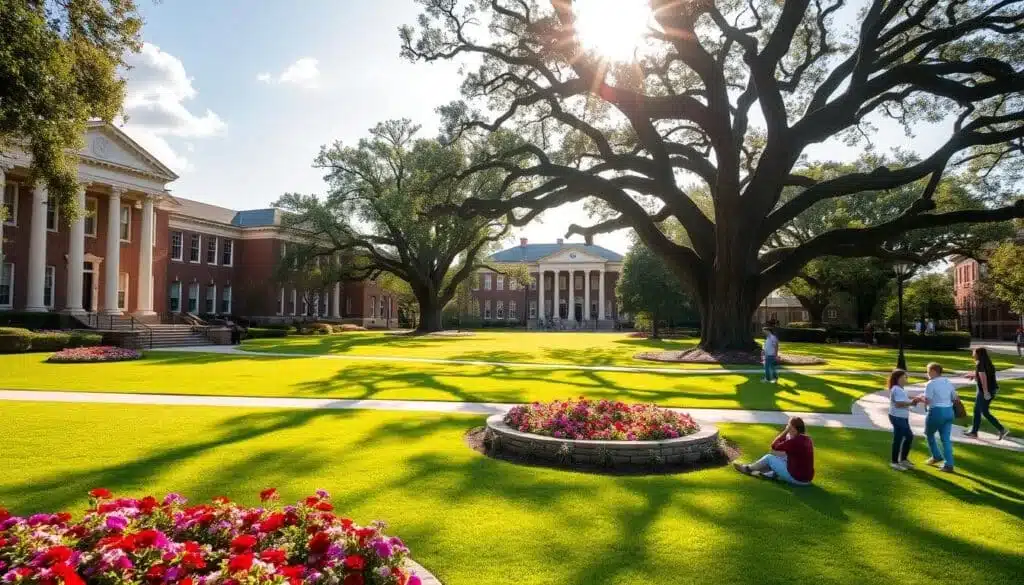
[65,186,87,314]
[290,289,297,316]
[135,195,155,316]
[553,269,560,320]
[332,283,341,318]
[25,184,49,312]
[537,267,545,319]
[584,270,590,322]
[102,188,123,315]
[598,267,606,320]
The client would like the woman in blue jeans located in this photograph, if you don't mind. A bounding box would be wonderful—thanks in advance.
[923,363,958,473]
[887,369,922,471]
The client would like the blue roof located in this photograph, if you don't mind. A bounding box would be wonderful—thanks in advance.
[487,243,623,263]
[231,209,279,227]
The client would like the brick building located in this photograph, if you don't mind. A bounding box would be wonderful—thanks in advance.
[471,239,624,329]
[0,122,394,327]
[952,255,1019,340]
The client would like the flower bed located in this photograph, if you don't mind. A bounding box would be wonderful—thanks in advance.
[504,398,699,441]
[0,489,428,585]
[46,346,142,363]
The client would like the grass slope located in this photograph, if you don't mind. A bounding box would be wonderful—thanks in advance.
[0,351,885,413]
[0,402,1020,585]
[242,331,1020,372]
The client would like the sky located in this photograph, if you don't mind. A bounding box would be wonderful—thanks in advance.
[120,0,954,256]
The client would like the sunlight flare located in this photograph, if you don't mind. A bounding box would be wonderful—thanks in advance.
[572,0,654,62]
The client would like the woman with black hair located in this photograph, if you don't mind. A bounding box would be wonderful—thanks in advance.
[887,369,922,470]
[964,347,1010,440]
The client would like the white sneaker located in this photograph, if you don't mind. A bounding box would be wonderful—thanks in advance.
[924,457,941,466]
[890,463,906,471]
[899,460,915,469]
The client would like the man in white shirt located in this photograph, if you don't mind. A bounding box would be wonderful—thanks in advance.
[923,363,958,473]
[762,327,780,384]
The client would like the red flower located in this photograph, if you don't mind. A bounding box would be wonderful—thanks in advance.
[278,566,304,579]
[304,496,320,507]
[0,507,8,522]
[343,555,365,571]
[89,488,112,499]
[259,513,285,533]
[135,529,163,549]
[259,488,279,502]
[181,579,194,585]
[139,496,159,514]
[343,575,365,585]
[230,534,257,553]
[314,501,334,512]
[212,496,231,505]
[55,512,72,524]
[41,546,74,566]
[182,551,206,570]
[260,548,287,565]
[145,565,166,585]
[228,553,254,573]
[52,563,85,585]
[308,531,332,555]
[98,534,136,552]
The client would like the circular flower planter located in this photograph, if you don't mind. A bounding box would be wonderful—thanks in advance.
[46,346,142,363]
[484,414,722,470]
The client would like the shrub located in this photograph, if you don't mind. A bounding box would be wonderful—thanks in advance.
[0,489,425,585]
[505,398,700,441]
[47,346,142,363]
[258,323,293,331]
[337,323,368,332]
[875,331,971,350]
[307,322,333,334]
[245,327,289,339]
[771,327,828,343]
[28,331,72,352]
[786,321,815,329]
[0,311,65,330]
[68,331,104,348]
[0,327,33,353]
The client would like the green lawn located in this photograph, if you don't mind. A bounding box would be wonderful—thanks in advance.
[0,351,887,413]
[0,402,1020,585]
[242,331,1019,373]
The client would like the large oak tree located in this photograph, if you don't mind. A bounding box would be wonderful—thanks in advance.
[401,0,1024,350]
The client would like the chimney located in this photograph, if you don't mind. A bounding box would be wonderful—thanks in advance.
[520,237,528,247]
[556,238,564,245]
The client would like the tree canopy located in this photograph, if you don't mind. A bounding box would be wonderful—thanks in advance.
[401,0,1024,350]
[983,241,1024,316]
[1,0,141,215]
[884,272,957,324]
[274,119,512,332]
[617,236,697,338]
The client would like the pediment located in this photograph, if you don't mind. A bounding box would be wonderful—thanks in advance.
[79,123,178,181]
[539,247,608,263]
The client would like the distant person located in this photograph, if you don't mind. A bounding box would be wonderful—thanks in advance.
[963,348,1010,440]
[922,363,958,473]
[733,417,814,486]
[926,319,936,334]
[1016,326,1024,357]
[887,369,922,471]
[915,320,923,334]
[762,327,780,384]
[864,323,875,345]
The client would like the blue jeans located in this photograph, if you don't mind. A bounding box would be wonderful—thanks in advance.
[970,390,1005,434]
[754,454,809,486]
[925,406,955,468]
[763,356,778,381]
[889,415,913,463]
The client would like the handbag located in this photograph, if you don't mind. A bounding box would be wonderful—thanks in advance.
[952,393,967,419]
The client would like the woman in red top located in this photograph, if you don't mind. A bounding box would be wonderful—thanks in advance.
[733,417,814,485]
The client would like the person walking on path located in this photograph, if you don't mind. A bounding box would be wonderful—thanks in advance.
[963,348,1010,440]
[762,327,780,384]
[733,417,814,485]
[887,369,922,470]
[923,363,958,473]
[1016,326,1024,357]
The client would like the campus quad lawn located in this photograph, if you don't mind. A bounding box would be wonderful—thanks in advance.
[0,351,886,413]
[242,331,1020,372]
[0,402,1020,585]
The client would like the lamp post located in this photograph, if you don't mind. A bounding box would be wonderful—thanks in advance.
[893,261,913,371]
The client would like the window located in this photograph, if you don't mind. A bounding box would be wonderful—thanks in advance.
[43,265,55,309]
[530,278,537,291]
[508,279,517,291]
[277,288,284,315]
[496,275,504,290]
[0,263,12,307]
[472,275,479,291]
[206,285,217,314]
[370,296,376,318]
[119,204,130,241]
[171,231,183,261]
[345,296,352,316]
[544,274,552,289]
[302,293,309,316]
[575,275,583,290]
[496,300,504,319]
[46,194,58,232]
[379,296,386,318]
[281,242,287,259]
[84,197,98,236]
[509,300,517,320]
[221,286,232,314]
[2,183,17,226]
[289,290,297,315]
[168,281,182,313]
[189,234,201,263]
[117,272,129,310]
[221,239,234,266]
[484,300,492,320]
[206,237,218,264]
[187,283,199,313]
[529,300,537,318]
[484,273,492,290]
[801,310,809,322]
[560,275,567,289]
[591,274,600,290]
[827,308,838,320]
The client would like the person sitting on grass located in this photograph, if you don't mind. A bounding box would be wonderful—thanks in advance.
[762,327,780,384]
[733,417,814,486]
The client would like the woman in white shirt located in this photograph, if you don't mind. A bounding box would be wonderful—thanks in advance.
[887,369,922,470]
[922,362,958,473]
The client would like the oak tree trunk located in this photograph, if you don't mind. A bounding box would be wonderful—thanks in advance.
[414,291,444,333]
[697,234,760,351]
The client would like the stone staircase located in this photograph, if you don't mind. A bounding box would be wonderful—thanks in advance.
[77,314,215,349]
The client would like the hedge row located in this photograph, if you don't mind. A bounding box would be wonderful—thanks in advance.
[245,327,289,339]
[769,327,970,350]
[0,328,104,354]
[0,312,69,330]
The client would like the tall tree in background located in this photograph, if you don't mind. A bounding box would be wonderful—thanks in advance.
[884,272,958,324]
[617,237,696,338]
[1,0,141,214]
[402,0,1024,351]
[984,241,1024,317]
[275,120,511,333]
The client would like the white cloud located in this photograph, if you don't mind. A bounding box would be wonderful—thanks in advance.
[256,57,320,89]
[118,43,226,172]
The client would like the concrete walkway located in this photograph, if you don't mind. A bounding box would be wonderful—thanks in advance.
[151,345,898,377]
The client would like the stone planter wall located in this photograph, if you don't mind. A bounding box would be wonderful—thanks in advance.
[485,415,721,468]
